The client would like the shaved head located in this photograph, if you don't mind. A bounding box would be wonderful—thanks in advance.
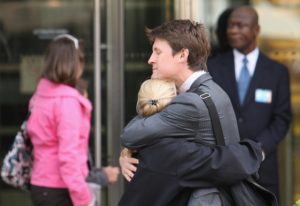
[232,5,259,26]
[227,5,260,54]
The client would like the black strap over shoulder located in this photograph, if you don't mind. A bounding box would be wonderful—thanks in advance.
[190,89,225,146]
[189,88,278,206]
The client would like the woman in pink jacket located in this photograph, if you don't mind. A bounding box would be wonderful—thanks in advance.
[26,34,95,206]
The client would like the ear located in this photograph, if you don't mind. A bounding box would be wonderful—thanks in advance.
[255,24,260,36]
[178,48,189,63]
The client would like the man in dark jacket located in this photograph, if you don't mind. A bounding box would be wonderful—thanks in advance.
[208,6,292,200]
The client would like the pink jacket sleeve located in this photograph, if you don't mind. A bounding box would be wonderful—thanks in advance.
[56,97,92,206]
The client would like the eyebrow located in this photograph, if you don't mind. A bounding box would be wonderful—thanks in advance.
[153,47,161,52]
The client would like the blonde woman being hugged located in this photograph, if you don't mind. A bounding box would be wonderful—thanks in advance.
[27,34,95,206]
[121,78,176,160]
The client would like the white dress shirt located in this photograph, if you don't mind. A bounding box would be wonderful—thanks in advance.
[233,48,259,81]
[178,70,207,94]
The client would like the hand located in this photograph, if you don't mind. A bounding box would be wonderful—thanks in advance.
[119,149,139,182]
[102,166,120,183]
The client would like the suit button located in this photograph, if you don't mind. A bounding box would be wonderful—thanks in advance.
[238,118,244,123]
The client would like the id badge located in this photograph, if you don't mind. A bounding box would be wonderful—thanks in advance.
[255,89,272,103]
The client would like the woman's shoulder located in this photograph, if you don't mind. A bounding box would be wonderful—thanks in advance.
[163,92,205,116]
[36,79,92,111]
[172,92,203,106]
[58,93,92,112]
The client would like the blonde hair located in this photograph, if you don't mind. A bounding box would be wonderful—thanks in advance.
[137,79,177,116]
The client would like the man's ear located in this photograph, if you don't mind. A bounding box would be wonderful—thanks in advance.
[178,48,189,63]
[255,24,260,36]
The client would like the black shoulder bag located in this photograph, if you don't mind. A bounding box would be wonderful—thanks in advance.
[193,89,278,206]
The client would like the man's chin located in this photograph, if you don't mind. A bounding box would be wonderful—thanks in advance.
[151,73,169,80]
[151,74,160,79]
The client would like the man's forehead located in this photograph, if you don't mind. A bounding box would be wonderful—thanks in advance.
[152,38,170,48]
[230,8,256,22]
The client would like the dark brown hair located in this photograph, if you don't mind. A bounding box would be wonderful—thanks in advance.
[76,78,89,97]
[41,36,84,87]
[146,19,210,71]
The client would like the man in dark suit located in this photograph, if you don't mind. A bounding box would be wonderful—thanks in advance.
[208,5,292,200]
[118,19,266,206]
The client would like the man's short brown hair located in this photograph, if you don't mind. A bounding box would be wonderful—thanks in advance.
[146,19,210,71]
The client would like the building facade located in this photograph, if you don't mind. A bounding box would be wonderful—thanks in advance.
[0,0,299,205]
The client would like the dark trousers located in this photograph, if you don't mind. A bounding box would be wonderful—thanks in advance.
[30,185,73,206]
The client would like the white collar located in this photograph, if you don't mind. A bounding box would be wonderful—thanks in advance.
[233,48,259,80]
[178,70,206,94]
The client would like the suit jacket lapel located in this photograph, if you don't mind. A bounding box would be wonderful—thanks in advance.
[222,52,241,109]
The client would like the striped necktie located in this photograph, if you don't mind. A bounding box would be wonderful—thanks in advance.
[238,57,251,104]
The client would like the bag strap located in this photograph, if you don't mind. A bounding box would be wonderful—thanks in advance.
[191,89,225,146]
[191,89,278,205]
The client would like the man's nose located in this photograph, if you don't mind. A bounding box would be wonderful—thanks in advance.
[148,53,154,65]
[227,25,238,34]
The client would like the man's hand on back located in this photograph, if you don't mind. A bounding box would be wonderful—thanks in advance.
[119,148,139,182]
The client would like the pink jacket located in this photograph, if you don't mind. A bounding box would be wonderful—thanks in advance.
[27,78,92,206]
